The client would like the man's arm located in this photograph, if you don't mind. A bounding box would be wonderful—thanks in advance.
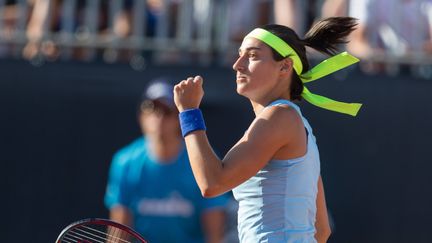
[110,205,133,227]
[201,209,225,243]
[107,206,134,242]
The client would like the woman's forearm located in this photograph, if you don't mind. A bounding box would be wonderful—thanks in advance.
[184,131,226,197]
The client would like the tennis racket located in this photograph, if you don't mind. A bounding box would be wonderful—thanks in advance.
[55,218,148,243]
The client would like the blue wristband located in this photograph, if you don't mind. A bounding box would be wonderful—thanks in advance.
[179,108,206,137]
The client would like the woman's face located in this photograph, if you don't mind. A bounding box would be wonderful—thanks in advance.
[232,37,282,100]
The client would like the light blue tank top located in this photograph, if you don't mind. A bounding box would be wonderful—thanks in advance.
[232,99,320,243]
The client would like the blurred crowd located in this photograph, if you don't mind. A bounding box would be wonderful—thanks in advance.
[0,0,431,77]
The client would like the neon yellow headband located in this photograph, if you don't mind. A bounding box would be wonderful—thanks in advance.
[245,28,362,116]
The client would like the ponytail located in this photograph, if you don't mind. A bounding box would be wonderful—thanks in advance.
[303,17,358,56]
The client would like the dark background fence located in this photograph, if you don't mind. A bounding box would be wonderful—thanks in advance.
[1,59,432,243]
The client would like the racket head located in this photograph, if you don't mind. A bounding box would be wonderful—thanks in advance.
[56,218,148,243]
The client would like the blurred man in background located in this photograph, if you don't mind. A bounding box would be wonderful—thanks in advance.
[348,0,432,61]
[104,78,228,243]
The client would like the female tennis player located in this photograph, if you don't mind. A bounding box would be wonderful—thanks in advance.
[174,17,362,242]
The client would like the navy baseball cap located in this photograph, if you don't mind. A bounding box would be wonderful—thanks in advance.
[141,77,176,109]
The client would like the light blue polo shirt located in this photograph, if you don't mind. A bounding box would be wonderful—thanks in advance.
[105,137,228,243]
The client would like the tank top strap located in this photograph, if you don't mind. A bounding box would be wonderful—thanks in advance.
[266,99,314,138]
[266,99,302,116]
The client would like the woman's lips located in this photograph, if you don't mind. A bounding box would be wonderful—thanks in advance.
[237,75,247,81]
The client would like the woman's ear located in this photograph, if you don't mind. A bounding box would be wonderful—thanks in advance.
[279,58,293,74]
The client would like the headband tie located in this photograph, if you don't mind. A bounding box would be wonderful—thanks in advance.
[245,28,362,116]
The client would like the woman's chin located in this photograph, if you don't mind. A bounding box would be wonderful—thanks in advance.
[236,87,251,99]
[236,80,248,91]
[236,85,245,96]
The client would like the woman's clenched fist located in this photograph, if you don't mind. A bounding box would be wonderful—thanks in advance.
[173,76,205,112]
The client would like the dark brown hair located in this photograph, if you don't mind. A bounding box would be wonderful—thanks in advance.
[262,17,357,101]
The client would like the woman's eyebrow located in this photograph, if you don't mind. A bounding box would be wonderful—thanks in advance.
[238,47,261,53]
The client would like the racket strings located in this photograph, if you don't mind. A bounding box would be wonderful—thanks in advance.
[61,224,134,243]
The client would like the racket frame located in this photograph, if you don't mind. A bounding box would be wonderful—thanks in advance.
[55,218,148,243]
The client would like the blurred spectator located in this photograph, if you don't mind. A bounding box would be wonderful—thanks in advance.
[273,0,305,35]
[17,0,215,63]
[0,1,33,37]
[104,78,228,243]
[227,0,272,43]
[321,0,347,18]
[22,0,110,61]
[107,0,180,62]
[118,0,179,38]
[273,0,322,36]
[347,0,432,61]
[0,0,35,56]
[22,0,59,60]
[221,0,271,64]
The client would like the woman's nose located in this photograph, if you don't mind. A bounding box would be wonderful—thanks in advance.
[232,55,245,72]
